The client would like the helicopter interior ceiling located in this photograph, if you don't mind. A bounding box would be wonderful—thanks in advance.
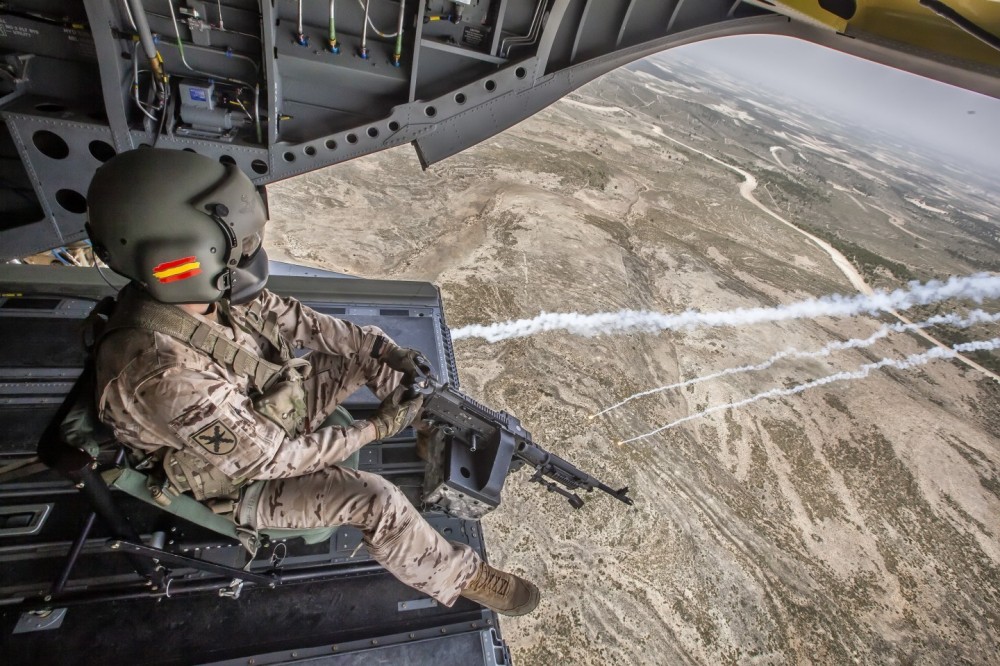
[0,0,998,260]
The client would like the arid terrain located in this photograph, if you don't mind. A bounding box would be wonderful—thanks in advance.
[266,54,1000,664]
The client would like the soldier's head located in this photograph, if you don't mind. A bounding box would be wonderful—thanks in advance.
[86,148,269,304]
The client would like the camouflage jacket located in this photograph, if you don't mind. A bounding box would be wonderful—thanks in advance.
[96,288,382,481]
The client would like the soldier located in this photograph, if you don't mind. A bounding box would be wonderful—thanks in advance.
[85,148,539,616]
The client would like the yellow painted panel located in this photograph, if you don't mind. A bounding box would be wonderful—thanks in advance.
[850,0,1000,67]
[765,0,1000,69]
[768,0,849,31]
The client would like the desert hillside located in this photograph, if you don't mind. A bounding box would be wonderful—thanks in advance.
[267,58,1000,664]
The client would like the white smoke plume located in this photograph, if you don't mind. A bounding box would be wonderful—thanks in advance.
[617,337,1000,445]
[591,309,1000,419]
[451,273,1000,342]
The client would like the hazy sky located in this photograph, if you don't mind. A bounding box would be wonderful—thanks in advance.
[659,35,1000,177]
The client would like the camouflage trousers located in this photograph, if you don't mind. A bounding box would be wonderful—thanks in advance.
[243,348,480,605]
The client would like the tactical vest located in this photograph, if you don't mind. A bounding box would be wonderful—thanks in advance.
[95,285,310,501]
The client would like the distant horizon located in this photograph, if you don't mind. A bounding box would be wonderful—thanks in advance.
[650,35,1000,179]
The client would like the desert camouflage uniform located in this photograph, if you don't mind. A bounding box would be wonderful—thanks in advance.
[96,288,479,605]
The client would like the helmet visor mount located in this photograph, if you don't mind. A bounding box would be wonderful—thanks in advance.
[193,163,270,304]
[208,211,268,304]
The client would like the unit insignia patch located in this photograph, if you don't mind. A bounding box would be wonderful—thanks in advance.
[191,420,237,455]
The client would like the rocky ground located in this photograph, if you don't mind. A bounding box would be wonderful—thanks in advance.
[266,59,1000,664]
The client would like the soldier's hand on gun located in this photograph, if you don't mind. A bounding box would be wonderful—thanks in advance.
[369,386,425,441]
[382,346,436,384]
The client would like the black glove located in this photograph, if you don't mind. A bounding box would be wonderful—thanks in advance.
[382,345,436,382]
[369,386,425,441]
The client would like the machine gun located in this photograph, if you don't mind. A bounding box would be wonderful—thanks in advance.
[410,375,633,520]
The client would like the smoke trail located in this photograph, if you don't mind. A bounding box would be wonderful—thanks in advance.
[617,337,1000,444]
[451,273,1000,342]
[591,309,1000,419]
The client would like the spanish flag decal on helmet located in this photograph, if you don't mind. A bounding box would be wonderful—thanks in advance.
[153,256,202,283]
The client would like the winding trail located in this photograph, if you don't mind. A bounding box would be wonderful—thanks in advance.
[654,127,1000,383]
[868,202,929,242]
[831,183,868,213]
[770,146,792,171]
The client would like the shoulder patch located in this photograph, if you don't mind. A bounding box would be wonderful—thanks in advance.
[191,420,238,455]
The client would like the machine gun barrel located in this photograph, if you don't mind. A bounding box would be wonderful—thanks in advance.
[513,440,634,508]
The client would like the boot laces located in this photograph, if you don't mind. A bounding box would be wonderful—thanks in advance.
[477,567,510,596]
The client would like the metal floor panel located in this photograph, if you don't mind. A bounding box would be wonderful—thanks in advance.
[1,574,495,665]
[207,627,509,666]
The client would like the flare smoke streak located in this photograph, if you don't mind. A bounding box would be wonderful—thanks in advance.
[618,338,1000,444]
[451,274,1000,342]
[592,310,1000,418]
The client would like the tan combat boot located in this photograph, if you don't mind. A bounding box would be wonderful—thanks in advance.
[460,562,540,616]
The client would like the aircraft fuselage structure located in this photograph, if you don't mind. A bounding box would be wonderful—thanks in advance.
[1,0,999,259]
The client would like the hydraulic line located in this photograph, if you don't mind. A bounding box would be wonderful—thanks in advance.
[392,0,405,66]
[166,0,256,88]
[151,83,171,146]
[143,12,262,70]
[160,36,261,73]
[328,0,340,53]
[359,0,371,59]
[120,0,137,30]
[356,0,398,38]
[295,0,307,45]
[131,43,159,121]
[212,24,260,40]
[232,97,253,122]
[125,0,165,81]
[500,0,545,56]
[145,10,261,40]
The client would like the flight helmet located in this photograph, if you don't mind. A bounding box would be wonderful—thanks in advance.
[86,148,269,304]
